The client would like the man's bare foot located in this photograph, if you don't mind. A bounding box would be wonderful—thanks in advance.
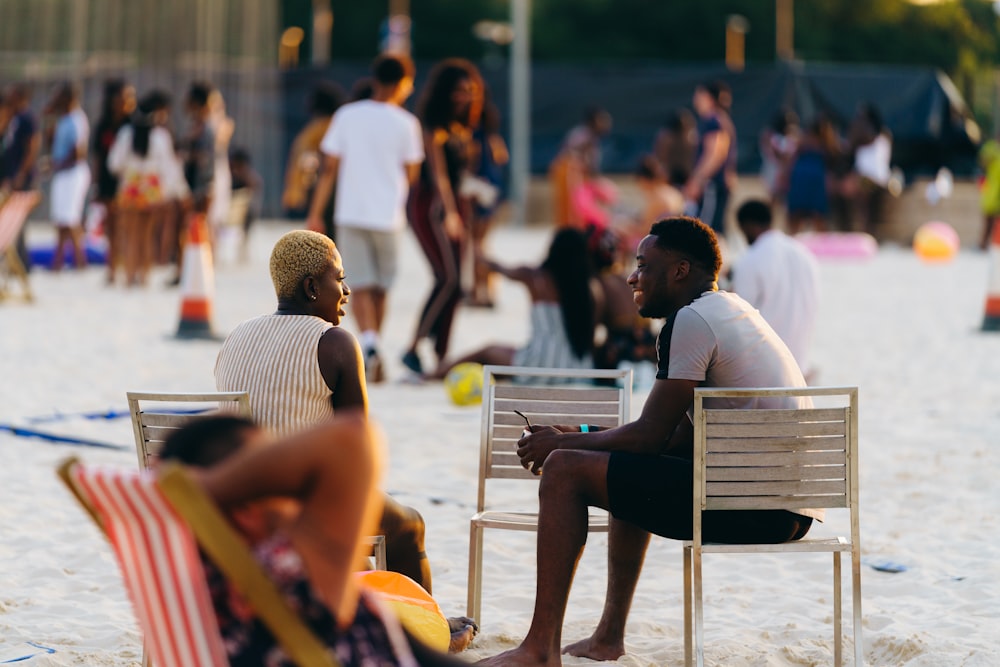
[476,645,560,667]
[562,635,625,662]
[448,616,479,653]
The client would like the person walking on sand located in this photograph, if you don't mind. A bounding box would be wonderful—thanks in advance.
[476,217,818,667]
[401,58,483,378]
[306,53,424,384]
[45,81,91,271]
[0,83,41,271]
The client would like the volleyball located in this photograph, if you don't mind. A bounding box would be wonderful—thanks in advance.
[913,221,959,263]
[444,362,484,406]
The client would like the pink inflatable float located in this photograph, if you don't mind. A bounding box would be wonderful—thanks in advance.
[795,231,878,260]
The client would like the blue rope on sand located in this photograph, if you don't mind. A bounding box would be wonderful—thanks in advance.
[0,641,56,663]
[0,424,128,450]
[26,407,205,425]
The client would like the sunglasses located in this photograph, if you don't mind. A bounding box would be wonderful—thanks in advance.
[514,410,532,431]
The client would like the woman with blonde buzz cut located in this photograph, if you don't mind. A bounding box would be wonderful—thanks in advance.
[215,229,444,611]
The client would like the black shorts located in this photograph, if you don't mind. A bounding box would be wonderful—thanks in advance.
[606,451,812,544]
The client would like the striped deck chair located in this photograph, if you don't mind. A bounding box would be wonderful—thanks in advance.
[57,457,341,667]
[0,190,40,302]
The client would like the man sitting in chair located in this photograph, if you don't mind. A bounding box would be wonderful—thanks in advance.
[158,414,470,666]
[477,216,821,667]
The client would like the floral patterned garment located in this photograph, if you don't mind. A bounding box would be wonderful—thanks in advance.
[203,534,417,667]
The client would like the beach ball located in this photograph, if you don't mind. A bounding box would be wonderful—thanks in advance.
[356,570,451,652]
[913,221,959,263]
[444,362,484,406]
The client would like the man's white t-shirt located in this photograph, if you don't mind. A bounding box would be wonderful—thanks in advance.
[656,290,822,522]
[320,99,424,232]
[731,230,820,374]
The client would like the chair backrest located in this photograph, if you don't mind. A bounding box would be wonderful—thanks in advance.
[692,386,859,520]
[58,458,340,667]
[477,365,631,510]
[61,460,230,667]
[0,191,40,252]
[127,391,252,469]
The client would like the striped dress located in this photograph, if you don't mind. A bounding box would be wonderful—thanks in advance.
[215,314,334,438]
[512,302,593,384]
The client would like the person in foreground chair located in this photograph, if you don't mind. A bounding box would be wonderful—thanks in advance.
[159,414,476,664]
[476,216,819,667]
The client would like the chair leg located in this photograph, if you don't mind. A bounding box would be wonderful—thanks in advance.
[833,551,842,667]
[852,549,864,666]
[693,548,704,667]
[683,545,692,667]
[467,522,484,622]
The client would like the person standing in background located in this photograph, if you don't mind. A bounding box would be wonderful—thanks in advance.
[306,53,424,384]
[282,81,345,234]
[207,89,234,240]
[401,58,483,378]
[684,80,736,239]
[0,84,41,271]
[91,79,136,284]
[732,199,820,380]
[465,87,509,309]
[168,81,215,286]
[45,81,91,271]
[548,106,612,228]
[107,90,181,287]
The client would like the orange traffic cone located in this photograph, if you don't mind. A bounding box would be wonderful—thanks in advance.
[175,213,219,339]
[983,220,1000,331]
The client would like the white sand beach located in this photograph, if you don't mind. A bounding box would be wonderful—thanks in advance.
[1,217,999,666]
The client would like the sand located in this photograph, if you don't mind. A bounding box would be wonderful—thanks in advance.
[1,218,998,666]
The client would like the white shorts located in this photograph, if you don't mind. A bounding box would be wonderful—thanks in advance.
[336,225,399,291]
[51,163,92,227]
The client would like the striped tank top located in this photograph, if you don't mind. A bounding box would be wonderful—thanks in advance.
[215,314,334,438]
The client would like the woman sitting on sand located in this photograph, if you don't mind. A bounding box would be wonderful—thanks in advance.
[429,227,596,383]
[158,414,471,666]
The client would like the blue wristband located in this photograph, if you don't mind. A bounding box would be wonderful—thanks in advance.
[580,424,589,433]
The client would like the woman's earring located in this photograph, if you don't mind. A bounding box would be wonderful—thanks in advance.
[309,293,318,301]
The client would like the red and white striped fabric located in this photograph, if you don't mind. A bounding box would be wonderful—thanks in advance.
[0,191,40,252]
[70,465,229,667]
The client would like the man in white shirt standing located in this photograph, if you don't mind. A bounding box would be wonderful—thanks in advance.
[732,199,820,379]
[306,54,425,383]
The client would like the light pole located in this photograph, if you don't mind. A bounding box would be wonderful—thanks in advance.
[776,0,794,61]
[510,0,531,225]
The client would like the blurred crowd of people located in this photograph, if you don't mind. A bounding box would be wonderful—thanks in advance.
[0,77,261,286]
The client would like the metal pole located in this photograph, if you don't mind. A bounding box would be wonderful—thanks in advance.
[510,0,530,225]
[776,0,793,61]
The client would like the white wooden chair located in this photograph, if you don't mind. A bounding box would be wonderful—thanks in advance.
[684,386,862,667]
[126,390,387,569]
[58,457,341,667]
[126,391,253,470]
[467,365,632,623]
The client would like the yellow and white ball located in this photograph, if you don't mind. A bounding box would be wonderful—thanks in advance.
[444,362,484,406]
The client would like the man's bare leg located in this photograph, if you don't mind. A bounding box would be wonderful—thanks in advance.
[477,450,612,667]
[562,517,650,660]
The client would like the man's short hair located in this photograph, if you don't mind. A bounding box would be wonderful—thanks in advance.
[372,53,415,86]
[158,415,256,467]
[736,199,773,227]
[648,216,722,279]
[269,230,338,300]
